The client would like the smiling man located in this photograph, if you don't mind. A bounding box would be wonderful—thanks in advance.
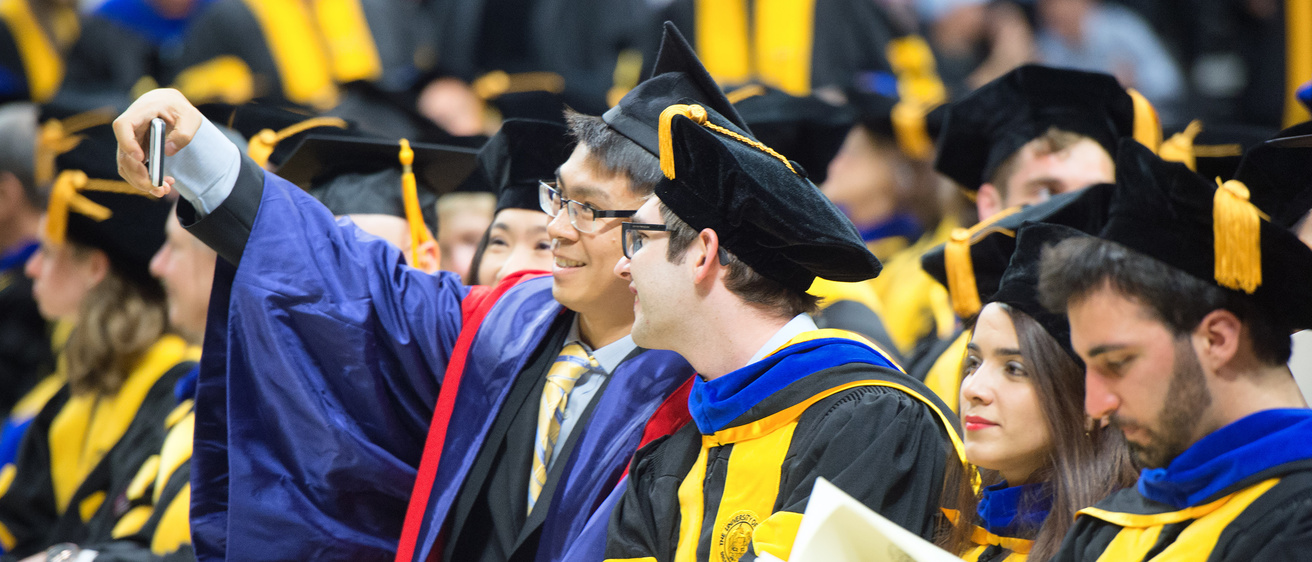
[112,23,742,562]
[605,103,964,562]
[1038,140,1312,560]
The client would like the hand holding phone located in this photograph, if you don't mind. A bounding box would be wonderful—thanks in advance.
[147,117,164,187]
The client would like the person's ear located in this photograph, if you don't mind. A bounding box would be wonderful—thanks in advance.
[1193,308,1243,376]
[691,228,722,284]
[976,183,1005,220]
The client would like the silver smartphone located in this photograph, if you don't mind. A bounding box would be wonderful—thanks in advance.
[148,118,165,187]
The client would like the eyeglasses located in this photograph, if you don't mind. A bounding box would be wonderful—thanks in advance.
[539,181,637,233]
[621,222,667,259]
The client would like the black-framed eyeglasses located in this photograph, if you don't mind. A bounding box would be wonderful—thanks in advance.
[538,180,637,233]
[621,222,667,259]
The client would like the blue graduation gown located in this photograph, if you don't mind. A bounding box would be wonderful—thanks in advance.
[181,157,467,561]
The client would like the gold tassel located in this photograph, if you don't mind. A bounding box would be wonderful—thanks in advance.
[398,139,432,267]
[891,100,934,161]
[1158,120,1204,171]
[246,116,348,168]
[1213,179,1262,293]
[944,228,982,319]
[658,104,705,179]
[1127,88,1162,153]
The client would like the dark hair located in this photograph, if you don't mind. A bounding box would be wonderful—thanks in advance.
[466,225,494,285]
[1038,237,1293,365]
[659,203,820,317]
[940,304,1136,560]
[564,109,662,196]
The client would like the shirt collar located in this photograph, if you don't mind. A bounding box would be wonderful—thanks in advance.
[566,316,637,374]
[747,313,819,365]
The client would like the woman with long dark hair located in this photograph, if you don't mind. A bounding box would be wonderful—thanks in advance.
[942,224,1137,561]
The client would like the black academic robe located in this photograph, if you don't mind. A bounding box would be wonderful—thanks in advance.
[0,0,155,110]
[85,399,197,561]
[1053,463,1312,561]
[48,13,158,113]
[423,0,662,115]
[661,0,899,95]
[604,337,960,562]
[443,311,611,562]
[0,336,196,561]
[161,0,430,110]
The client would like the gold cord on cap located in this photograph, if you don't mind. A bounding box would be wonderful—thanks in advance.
[1159,120,1204,171]
[940,206,1021,319]
[1213,178,1264,293]
[35,110,115,185]
[725,84,766,105]
[472,71,566,100]
[1128,88,1162,153]
[658,103,796,180]
[246,116,348,168]
[45,170,146,245]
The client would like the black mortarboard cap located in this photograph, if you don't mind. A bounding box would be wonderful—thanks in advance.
[50,123,170,288]
[198,102,355,169]
[1101,139,1312,330]
[602,22,751,156]
[846,90,948,161]
[934,65,1144,191]
[729,84,853,183]
[656,104,880,292]
[1234,121,1312,229]
[991,222,1088,363]
[921,183,1114,319]
[278,135,480,231]
[463,119,574,213]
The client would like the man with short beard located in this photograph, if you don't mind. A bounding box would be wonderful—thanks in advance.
[1038,139,1312,560]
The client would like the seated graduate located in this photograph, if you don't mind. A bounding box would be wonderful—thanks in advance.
[905,64,1160,399]
[941,223,1136,562]
[461,119,570,286]
[109,23,717,562]
[605,101,964,562]
[0,123,197,559]
[1039,140,1312,560]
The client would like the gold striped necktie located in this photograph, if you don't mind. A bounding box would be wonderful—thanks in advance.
[527,342,597,513]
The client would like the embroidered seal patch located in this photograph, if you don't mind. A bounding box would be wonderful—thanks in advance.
[718,510,759,562]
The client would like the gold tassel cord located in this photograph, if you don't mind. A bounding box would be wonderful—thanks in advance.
[891,100,935,161]
[1127,88,1162,153]
[45,171,146,245]
[1158,120,1204,171]
[471,70,566,100]
[36,110,115,185]
[1213,179,1263,294]
[246,116,348,168]
[658,104,797,180]
[725,84,766,105]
